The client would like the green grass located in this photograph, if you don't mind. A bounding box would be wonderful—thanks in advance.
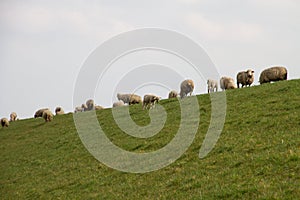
[1,79,299,199]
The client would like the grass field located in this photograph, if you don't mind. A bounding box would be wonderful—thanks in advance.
[1,79,299,199]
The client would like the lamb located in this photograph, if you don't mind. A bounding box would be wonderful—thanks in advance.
[143,94,160,109]
[10,112,17,121]
[55,107,64,115]
[34,108,49,118]
[42,110,53,122]
[220,77,237,90]
[259,66,288,84]
[168,90,178,99]
[95,105,104,110]
[179,79,195,98]
[1,118,9,127]
[86,99,95,111]
[129,94,142,105]
[117,93,131,104]
[113,100,125,108]
[207,79,218,93]
[237,69,255,88]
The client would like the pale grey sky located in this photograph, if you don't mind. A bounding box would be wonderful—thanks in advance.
[1,0,299,119]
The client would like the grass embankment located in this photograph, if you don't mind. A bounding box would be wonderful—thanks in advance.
[0,79,299,199]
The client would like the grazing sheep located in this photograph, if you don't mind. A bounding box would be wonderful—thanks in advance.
[81,104,88,111]
[42,110,53,122]
[86,99,95,111]
[113,100,125,108]
[180,79,195,98]
[259,66,288,84]
[117,93,131,104]
[207,79,218,93]
[55,107,65,115]
[1,118,9,127]
[143,94,160,109]
[129,94,142,105]
[74,106,84,113]
[220,77,237,90]
[168,90,178,99]
[237,69,255,88]
[34,108,49,118]
[10,112,17,121]
[95,105,104,110]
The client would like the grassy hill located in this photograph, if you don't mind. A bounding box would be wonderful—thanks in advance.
[1,79,299,199]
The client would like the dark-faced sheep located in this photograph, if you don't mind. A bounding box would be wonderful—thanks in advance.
[207,79,218,93]
[259,66,287,84]
[168,90,178,99]
[85,99,95,111]
[55,107,65,115]
[179,79,194,98]
[220,77,237,90]
[143,94,160,109]
[10,112,17,121]
[34,108,49,118]
[42,110,53,122]
[129,94,142,105]
[1,118,9,127]
[237,69,255,88]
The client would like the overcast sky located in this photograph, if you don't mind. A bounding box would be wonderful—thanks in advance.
[1,0,299,119]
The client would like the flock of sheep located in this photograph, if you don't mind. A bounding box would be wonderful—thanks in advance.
[1,66,288,128]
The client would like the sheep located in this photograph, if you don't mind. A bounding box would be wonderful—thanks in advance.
[143,94,160,109]
[207,79,218,93]
[81,104,88,111]
[74,106,84,113]
[95,105,104,110]
[86,99,95,111]
[220,77,237,91]
[113,100,125,108]
[168,90,178,99]
[55,107,64,115]
[117,93,131,104]
[259,66,288,84]
[237,69,255,88]
[10,112,17,121]
[34,108,49,118]
[42,110,53,122]
[1,118,9,127]
[179,79,195,98]
[129,94,142,105]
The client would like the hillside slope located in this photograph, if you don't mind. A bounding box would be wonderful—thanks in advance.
[1,79,299,199]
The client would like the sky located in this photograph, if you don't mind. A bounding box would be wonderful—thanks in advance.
[0,0,299,119]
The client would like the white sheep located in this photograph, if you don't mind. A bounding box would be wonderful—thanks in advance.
[1,118,9,127]
[207,79,218,93]
[42,110,53,122]
[129,94,142,105]
[34,108,49,118]
[179,79,195,98]
[10,112,17,121]
[55,107,65,115]
[143,94,160,109]
[220,77,237,90]
[117,93,131,104]
[113,100,125,108]
[95,105,104,110]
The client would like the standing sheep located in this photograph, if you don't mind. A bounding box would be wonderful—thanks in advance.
[113,100,125,108]
[129,94,142,105]
[179,79,195,98]
[55,107,65,115]
[117,93,131,104]
[143,94,160,109]
[237,69,255,88]
[10,112,17,121]
[207,79,218,93]
[168,90,178,99]
[86,99,95,111]
[1,118,9,127]
[34,108,49,118]
[220,77,237,91]
[42,110,53,122]
[259,66,288,84]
